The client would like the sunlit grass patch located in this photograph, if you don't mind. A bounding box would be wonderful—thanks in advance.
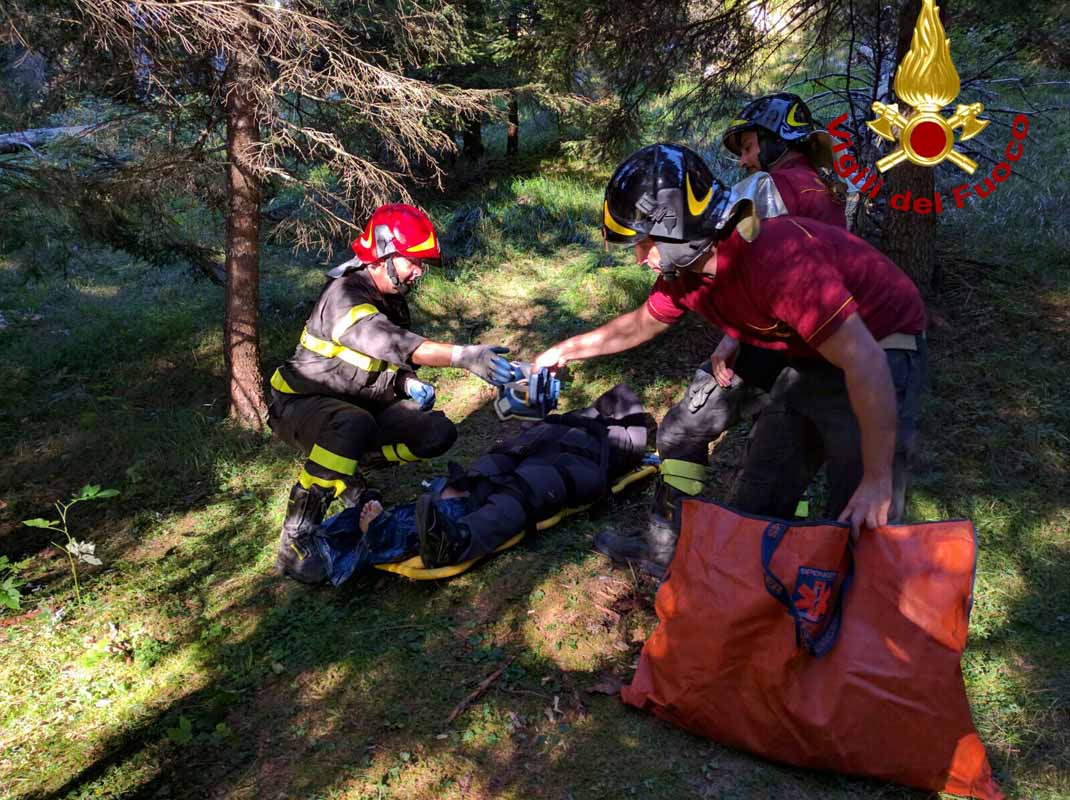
[1,144,1069,800]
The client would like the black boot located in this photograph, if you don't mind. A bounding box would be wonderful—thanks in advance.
[337,473,369,509]
[416,494,471,568]
[593,479,684,579]
[275,483,333,584]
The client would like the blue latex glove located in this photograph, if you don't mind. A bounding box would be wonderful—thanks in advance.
[451,344,514,386]
[404,376,436,411]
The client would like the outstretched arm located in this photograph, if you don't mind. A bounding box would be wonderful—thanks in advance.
[533,303,672,370]
[411,340,514,385]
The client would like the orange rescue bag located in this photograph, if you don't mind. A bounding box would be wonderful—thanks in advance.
[622,499,1002,799]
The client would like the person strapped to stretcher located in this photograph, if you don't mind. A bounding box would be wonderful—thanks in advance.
[287,385,654,586]
[268,204,516,584]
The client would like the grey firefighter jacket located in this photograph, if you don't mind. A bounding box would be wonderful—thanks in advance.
[271,269,428,404]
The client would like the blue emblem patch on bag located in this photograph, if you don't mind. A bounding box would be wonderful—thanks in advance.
[792,566,838,624]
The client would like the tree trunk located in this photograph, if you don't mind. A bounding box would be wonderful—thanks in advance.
[223,40,267,430]
[506,94,519,158]
[462,112,485,160]
[881,0,948,292]
[506,2,519,158]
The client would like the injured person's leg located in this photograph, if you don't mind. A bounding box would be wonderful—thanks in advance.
[306,384,653,585]
[359,485,469,536]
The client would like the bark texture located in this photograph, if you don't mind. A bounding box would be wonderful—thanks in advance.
[223,38,267,430]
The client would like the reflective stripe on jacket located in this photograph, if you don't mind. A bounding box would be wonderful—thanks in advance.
[272,270,426,404]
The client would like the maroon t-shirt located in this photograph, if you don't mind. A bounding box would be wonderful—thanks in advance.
[646,217,926,358]
[770,156,847,228]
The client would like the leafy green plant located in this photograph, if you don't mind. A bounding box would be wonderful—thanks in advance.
[0,555,29,610]
[166,715,194,745]
[22,484,119,604]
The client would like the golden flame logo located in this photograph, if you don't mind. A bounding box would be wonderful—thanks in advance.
[895,0,959,110]
[867,0,988,174]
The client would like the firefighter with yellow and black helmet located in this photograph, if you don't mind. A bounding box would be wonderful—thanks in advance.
[268,204,514,584]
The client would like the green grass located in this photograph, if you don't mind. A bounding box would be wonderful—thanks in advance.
[1,135,1069,800]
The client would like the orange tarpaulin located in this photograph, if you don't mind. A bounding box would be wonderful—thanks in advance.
[622,499,1002,799]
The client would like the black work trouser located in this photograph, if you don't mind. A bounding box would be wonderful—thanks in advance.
[269,391,457,494]
[656,343,786,465]
[726,339,927,521]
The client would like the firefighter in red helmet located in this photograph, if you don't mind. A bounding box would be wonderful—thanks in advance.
[268,204,514,583]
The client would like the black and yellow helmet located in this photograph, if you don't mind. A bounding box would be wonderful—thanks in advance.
[603,143,729,251]
[722,93,828,171]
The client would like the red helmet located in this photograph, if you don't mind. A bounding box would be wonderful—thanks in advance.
[351,203,440,264]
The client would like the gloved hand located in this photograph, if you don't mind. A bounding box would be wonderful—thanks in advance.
[403,376,436,411]
[686,368,720,413]
[451,344,514,386]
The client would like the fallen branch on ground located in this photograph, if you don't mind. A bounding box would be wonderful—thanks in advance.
[444,655,515,726]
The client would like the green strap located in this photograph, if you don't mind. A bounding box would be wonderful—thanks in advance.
[660,458,707,496]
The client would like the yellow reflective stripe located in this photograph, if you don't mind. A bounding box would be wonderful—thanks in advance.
[270,368,297,394]
[330,304,380,344]
[603,201,637,237]
[309,444,357,476]
[407,231,437,253]
[300,327,343,358]
[686,173,713,216]
[729,118,751,128]
[396,443,421,462]
[300,328,400,374]
[660,458,707,496]
[297,468,347,497]
[382,443,421,463]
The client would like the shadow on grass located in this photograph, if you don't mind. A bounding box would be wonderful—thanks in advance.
[4,211,1070,799]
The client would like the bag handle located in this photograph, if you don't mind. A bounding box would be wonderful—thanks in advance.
[761,521,853,657]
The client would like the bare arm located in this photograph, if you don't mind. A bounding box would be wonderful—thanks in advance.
[409,340,455,367]
[533,303,672,369]
[815,312,897,534]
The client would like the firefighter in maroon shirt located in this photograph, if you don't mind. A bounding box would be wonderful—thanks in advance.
[606,96,849,573]
[534,144,926,576]
[709,92,847,404]
[648,96,849,557]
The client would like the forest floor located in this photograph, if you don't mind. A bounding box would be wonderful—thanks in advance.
[1,150,1069,800]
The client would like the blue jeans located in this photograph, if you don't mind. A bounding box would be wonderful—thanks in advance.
[727,338,927,521]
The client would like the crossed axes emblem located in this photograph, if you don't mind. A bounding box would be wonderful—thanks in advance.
[867,101,989,174]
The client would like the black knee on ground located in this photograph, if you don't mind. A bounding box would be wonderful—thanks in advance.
[326,407,378,454]
[409,413,458,458]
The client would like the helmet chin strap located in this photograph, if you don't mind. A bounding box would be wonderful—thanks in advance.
[758,131,789,172]
[655,238,715,281]
[384,255,410,295]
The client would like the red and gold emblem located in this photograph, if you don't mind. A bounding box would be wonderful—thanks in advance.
[867,0,988,174]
